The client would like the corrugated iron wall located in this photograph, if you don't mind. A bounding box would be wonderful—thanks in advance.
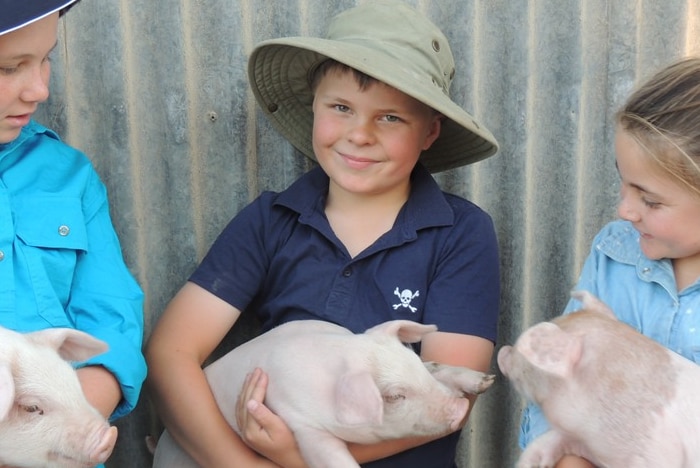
[33,0,699,466]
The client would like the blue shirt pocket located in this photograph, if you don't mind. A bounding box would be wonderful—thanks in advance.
[15,197,88,250]
[14,197,88,326]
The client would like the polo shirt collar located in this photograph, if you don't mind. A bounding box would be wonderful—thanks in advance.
[275,163,454,232]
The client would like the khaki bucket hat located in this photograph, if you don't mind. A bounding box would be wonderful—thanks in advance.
[248,0,499,173]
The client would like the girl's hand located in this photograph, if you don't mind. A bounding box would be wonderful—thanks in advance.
[236,368,307,468]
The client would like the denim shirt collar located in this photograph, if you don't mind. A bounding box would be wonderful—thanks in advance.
[597,220,682,294]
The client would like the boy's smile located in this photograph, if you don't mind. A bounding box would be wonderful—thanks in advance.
[0,13,57,144]
[311,68,441,199]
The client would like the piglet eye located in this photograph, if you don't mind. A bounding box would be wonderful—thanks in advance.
[21,404,44,415]
[383,394,406,403]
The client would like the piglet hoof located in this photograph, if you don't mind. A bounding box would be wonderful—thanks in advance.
[145,434,158,455]
[424,362,496,395]
[474,373,496,394]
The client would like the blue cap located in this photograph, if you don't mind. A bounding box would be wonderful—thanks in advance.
[0,0,79,36]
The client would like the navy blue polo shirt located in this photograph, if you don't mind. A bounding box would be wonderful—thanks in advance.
[190,164,500,467]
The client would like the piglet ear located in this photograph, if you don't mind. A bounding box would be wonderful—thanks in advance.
[24,328,108,362]
[571,290,616,319]
[0,362,14,421]
[517,322,581,378]
[334,372,383,426]
[364,320,438,343]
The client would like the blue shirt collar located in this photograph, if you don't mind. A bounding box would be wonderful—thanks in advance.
[0,120,57,161]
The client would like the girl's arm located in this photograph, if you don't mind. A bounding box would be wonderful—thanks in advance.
[76,366,121,419]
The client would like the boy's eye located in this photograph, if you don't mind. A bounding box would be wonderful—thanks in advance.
[0,66,19,75]
[383,114,401,123]
[333,104,350,112]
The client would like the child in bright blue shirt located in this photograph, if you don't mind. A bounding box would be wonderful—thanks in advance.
[0,0,146,458]
[520,57,700,467]
[146,1,500,467]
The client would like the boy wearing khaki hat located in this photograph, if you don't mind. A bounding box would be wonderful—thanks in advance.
[0,1,146,466]
[147,1,500,467]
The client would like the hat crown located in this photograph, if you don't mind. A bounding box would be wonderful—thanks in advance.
[326,0,455,97]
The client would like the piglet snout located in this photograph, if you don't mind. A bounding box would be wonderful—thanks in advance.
[48,423,117,467]
[497,345,513,377]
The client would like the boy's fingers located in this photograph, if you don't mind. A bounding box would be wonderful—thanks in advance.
[246,398,275,427]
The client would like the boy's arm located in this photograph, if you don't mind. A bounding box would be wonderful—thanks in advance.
[145,282,279,468]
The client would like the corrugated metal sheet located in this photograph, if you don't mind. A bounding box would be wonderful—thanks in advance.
[33,0,699,466]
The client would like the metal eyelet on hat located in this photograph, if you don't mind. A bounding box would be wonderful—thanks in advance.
[432,39,440,52]
[432,77,448,94]
[267,103,279,113]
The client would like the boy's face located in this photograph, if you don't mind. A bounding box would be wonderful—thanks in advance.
[0,13,58,144]
[311,68,441,198]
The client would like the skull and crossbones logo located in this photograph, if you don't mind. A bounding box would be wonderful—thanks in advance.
[393,287,420,312]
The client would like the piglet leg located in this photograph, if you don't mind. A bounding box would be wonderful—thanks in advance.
[517,430,568,468]
[423,362,495,395]
[295,429,359,468]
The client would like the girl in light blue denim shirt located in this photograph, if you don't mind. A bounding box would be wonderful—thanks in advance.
[0,2,146,466]
[520,57,700,467]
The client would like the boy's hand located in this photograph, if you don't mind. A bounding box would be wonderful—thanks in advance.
[236,368,307,468]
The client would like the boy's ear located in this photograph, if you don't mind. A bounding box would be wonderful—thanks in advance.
[422,114,443,150]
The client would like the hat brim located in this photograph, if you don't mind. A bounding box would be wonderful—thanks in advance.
[0,0,79,36]
[248,37,499,173]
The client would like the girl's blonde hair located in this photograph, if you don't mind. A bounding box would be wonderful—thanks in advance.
[617,57,700,196]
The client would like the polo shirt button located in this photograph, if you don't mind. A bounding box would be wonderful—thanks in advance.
[0,250,4,261]
[58,225,70,236]
[342,268,352,277]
